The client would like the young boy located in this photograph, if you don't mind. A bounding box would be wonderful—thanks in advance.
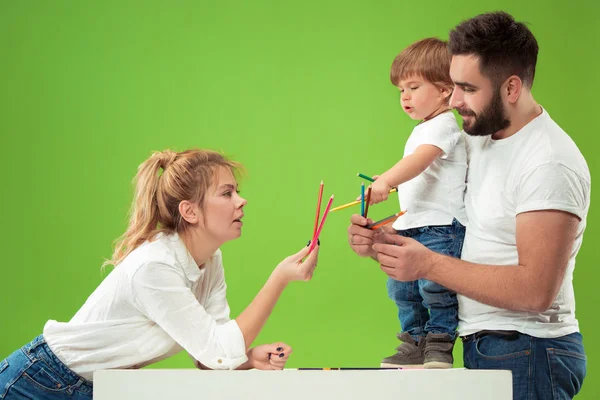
[369,38,467,369]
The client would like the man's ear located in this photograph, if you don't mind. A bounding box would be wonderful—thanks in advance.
[505,75,523,104]
[179,200,200,224]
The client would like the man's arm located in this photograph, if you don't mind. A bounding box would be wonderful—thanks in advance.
[375,210,579,312]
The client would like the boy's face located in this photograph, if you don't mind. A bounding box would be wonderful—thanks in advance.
[397,76,449,121]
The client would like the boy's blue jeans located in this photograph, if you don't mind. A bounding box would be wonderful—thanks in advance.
[463,330,586,399]
[387,218,465,342]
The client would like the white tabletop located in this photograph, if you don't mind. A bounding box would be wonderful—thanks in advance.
[93,368,512,400]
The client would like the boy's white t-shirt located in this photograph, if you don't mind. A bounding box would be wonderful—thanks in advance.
[393,111,468,230]
[458,109,590,338]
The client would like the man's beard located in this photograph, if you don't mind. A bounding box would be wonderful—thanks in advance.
[457,87,511,136]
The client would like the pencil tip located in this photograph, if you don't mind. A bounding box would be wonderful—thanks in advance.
[320,180,323,184]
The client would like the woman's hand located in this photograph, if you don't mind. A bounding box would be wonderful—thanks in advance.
[248,343,292,370]
[274,244,319,283]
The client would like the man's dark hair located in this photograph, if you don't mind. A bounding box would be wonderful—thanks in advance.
[449,11,539,88]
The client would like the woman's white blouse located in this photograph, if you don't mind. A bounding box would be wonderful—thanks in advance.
[43,233,247,380]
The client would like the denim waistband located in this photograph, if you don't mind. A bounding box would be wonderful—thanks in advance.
[461,330,583,344]
[23,334,93,392]
[461,330,520,342]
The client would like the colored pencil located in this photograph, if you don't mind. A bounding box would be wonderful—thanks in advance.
[298,367,402,370]
[313,180,324,238]
[360,183,365,217]
[357,172,375,182]
[308,195,334,254]
[367,210,407,230]
[356,174,398,193]
[330,188,398,212]
[330,200,360,212]
[364,186,372,218]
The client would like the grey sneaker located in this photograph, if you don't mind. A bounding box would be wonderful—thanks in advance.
[423,333,455,369]
[380,332,425,368]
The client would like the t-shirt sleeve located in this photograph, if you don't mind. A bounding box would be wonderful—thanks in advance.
[417,120,461,156]
[515,162,590,219]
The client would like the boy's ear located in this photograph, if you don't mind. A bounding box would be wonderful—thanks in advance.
[440,85,453,98]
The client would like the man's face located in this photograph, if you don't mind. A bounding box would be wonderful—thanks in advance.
[449,55,510,136]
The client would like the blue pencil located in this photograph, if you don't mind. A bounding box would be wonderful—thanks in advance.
[360,183,365,216]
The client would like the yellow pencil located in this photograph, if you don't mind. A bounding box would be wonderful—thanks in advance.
[330,200,360,212]
[330,188,397,212]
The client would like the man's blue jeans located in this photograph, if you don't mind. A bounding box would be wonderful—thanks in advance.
[387,218,465,341]
[463,330,586,399]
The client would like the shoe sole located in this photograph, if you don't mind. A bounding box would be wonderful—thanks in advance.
[423,361,453,369]
[380,362,424,369]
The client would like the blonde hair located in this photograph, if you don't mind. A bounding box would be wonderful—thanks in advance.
[390,37,453,96]
[104,149,242,268]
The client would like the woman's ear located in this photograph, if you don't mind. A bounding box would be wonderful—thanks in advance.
[179,200,200,224]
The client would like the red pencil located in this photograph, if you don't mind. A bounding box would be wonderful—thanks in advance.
[308,195,334,254]
[313,180,324,238]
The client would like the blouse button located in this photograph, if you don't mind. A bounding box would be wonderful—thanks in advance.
[217,359,223,364]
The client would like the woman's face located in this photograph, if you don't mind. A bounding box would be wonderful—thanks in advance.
[200,167,247,243]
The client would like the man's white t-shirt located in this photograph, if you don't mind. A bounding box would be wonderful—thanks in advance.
[393,111,468,230]
[43,233,248,380]
[458,108,591,338]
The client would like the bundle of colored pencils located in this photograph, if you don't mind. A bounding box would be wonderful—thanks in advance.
[330,173,406,230]
[308,181,334,254]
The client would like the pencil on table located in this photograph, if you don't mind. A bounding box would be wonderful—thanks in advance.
[367,210,407,230]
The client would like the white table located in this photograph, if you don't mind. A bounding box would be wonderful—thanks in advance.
[94,368,512,399]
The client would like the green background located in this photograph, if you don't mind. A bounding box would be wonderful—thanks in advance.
[1,0,598,398]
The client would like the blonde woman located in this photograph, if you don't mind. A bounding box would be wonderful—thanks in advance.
[0,149,319,399]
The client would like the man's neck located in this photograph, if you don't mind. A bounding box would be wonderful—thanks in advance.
[492,96,542,140]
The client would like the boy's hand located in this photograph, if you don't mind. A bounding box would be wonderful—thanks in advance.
[370,177,391,204]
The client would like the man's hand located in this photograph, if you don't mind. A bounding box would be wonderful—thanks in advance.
[372,234,438,281]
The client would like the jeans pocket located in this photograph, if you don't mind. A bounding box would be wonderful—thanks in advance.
[547,348,587,399]
[0,359,7,374]
[475,335,531,360]
[423,225,453,238]
[22,363,68,393]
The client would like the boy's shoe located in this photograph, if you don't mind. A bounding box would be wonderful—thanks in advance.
[380,332,425,368]
[423,332,455,369]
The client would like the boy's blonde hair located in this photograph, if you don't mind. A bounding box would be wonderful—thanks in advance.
[390,38,453,94]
